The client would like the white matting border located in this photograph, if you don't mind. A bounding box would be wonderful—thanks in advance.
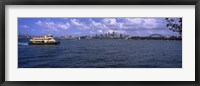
[5,5,195,81]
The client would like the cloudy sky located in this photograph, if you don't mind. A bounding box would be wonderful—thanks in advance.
[18,18,181,36]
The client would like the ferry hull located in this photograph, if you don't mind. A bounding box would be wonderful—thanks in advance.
[28,42,60,45]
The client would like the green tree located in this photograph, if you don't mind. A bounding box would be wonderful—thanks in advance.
[165,18,182,35]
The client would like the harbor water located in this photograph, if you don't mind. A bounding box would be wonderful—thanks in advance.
[18,39,182,68]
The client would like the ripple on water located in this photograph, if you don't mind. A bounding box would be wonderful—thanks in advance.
[18,39,182,68]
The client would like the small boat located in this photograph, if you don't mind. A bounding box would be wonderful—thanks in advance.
[78,37,81,40]
[28,35,60,45]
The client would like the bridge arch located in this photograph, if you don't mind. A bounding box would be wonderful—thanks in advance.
[149,34,163,37]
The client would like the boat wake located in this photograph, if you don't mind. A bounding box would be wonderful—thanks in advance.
[18,42,28,45]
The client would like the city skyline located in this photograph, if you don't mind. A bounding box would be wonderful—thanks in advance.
[18,18,181,36]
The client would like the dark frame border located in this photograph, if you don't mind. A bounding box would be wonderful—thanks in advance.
[0,0,199,86]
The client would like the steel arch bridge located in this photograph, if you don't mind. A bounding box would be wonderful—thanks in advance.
[149,34,164,37]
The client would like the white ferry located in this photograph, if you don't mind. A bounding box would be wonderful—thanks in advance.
[28,35,60,45]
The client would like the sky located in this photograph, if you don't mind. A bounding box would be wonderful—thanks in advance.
[18,18,181,36]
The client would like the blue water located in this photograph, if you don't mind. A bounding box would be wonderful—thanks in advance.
[18,39,182,68]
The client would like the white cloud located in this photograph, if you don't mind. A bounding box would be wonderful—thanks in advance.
[36,20,42,25]
[57,23,70,30]
[102,18,122,29]
[89,18,164,30]
[89,18,167,35]
[103,18,117,24]
[20,25,30,29]
[36,20,70,31]
[70,18,164,32]
[74,32,82,35]
[122,18,163,29]
[70,19,91,30]
[70,19,83,26]
[89,31,95,34]
[141,18,160,29]
[90,20,108,29]
[90,18,128,34]
[97,30,103,33]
